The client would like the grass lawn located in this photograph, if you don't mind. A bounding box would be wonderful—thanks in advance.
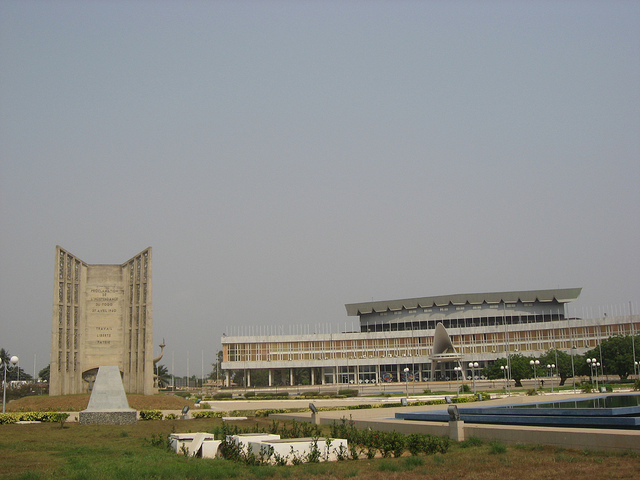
[1,415,638,480]
[6,393,194,412]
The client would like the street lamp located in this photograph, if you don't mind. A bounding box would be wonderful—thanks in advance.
[500,365,509,395]
[454,366,462,395]
[635,361,639,379]
[403,367,410,399]
[468,362,478,394]
[546,364,556,393]
[587,358,599,392]
[2,355,19,414]
[529,359,540,390]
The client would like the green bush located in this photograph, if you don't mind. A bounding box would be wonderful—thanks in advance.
[254,409,288,417]
[0,412,71,424]
[0,413,18,424]
[212,392,233,400]
[244,391,289,399]
[139,410,163,420]
[191,410,226,419]
[164,413,178,420]
[634,379,640,391]
[338,389,359,397]
[581,383,594,394]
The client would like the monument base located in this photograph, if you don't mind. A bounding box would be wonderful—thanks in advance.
[79,410,137,425]
[78,366,137,425]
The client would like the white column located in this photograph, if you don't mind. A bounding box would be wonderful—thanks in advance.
[268,369,273,387]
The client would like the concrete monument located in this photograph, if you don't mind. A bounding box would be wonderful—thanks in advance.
[78,365,137,425]
[50,246,154,395]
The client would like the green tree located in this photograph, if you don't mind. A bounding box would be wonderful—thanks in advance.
[482,354,533,387]
[584,335,639,380]
[38,364,50,382]
[208,350,224,382]
[538,349,575,386]
[155,364,171,387]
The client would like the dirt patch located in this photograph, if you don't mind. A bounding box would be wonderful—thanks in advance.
[6,393,194,412]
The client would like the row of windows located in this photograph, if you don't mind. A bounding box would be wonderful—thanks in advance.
[361,314,563,332]
[225,322,637,363]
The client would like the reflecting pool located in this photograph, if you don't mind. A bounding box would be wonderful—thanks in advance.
[396,394,640,429]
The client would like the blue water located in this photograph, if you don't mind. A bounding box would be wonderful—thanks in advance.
[396,394,640,429]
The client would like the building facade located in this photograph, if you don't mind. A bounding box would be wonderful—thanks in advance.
[221,288,640,386]
[50,246,154,395]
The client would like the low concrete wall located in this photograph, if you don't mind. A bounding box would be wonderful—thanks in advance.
[272,412,640,454]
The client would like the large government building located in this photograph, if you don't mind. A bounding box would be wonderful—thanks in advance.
[220,288,639,387]
[50,246,154,395]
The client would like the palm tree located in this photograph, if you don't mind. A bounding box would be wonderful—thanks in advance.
[155,364,172,388]
[0,348,31,382]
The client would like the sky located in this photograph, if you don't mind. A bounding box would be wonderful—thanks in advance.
[1,1,639,378]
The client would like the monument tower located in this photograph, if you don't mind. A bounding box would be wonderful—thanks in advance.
[50,246,154,395]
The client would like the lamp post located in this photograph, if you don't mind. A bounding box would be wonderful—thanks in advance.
[587,358,599,392]
[635,361,639,379]
[529,359,540,390]
[546,364,555,393]
[500,365,509,395]
[403,367,410,399]
[468,362,478,394]
[2,355,19,414]
[454,366,462,395]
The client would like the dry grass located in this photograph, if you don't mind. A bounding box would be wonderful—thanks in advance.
[6,393,194,412]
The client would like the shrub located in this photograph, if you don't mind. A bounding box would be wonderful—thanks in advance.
[0,412,71,424]
[634,379,640,391]
[338,389,359,397]
[164,413,178,420]
[424,435,450,454]
[407,433,425,456]
[0,413,18,425]
[139,410,163,420]
[526,389,538,396]
[212,392,233,400]
[254,408,288,417]
[191,410,225,419]
[384,431,406,458]
[581,383,594,394]
[244,391,288,399]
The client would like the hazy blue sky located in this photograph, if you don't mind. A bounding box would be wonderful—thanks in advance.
[1,1,638,378]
